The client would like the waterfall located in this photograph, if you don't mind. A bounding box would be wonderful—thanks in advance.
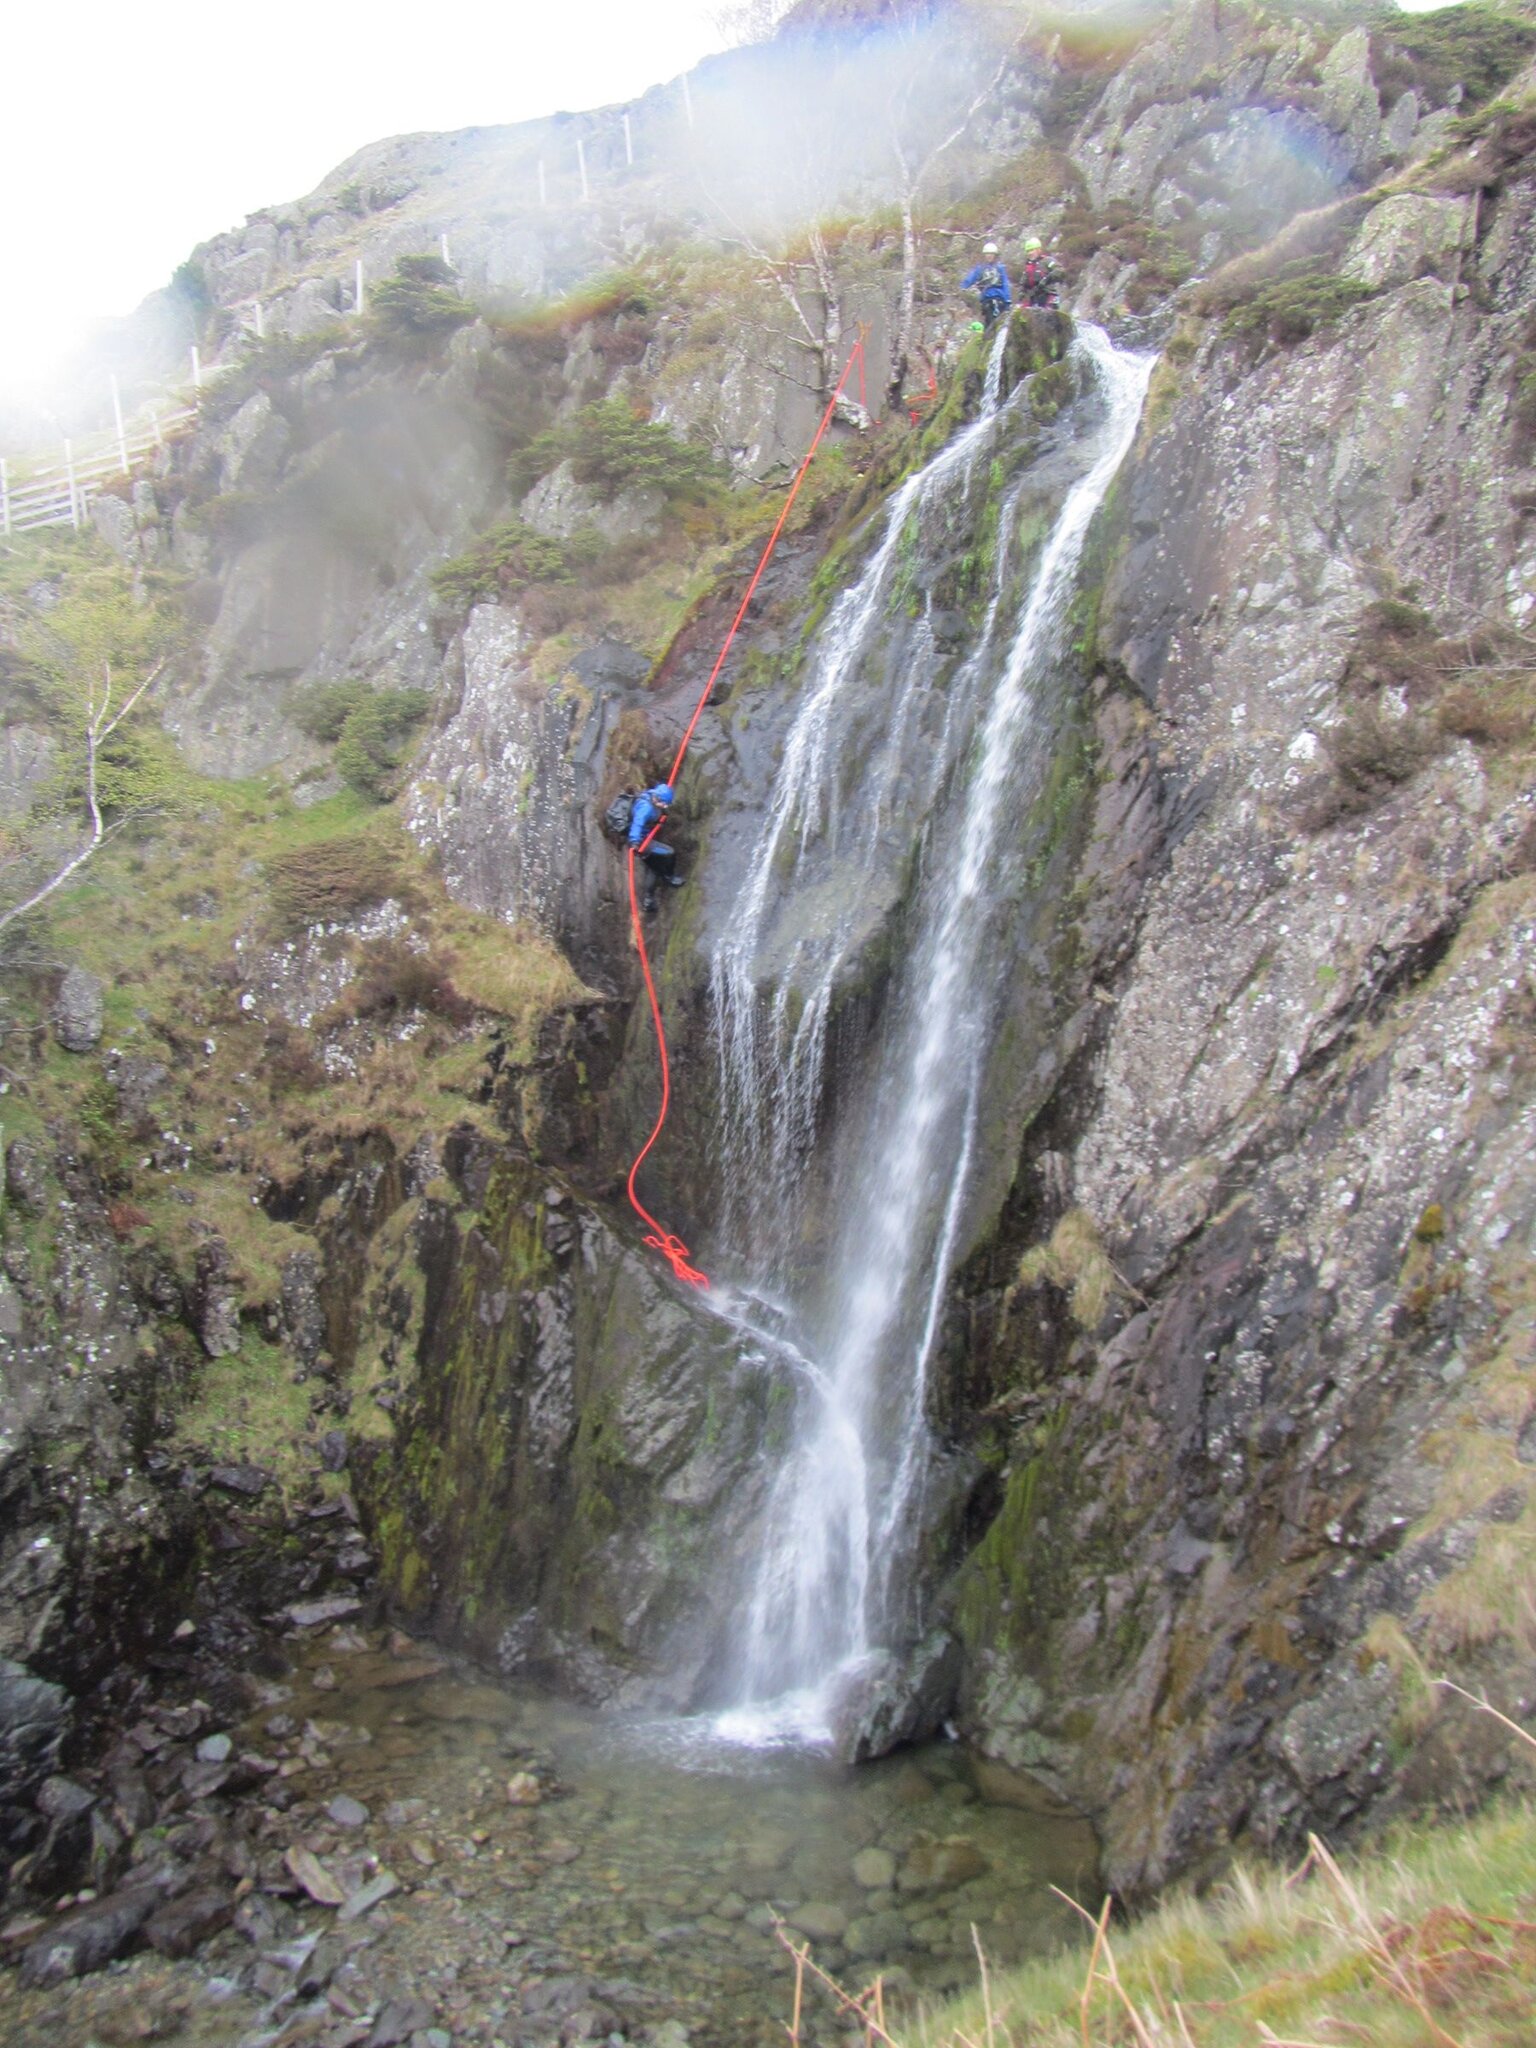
[711,328,1153,1742]
[710,322,1015,1260]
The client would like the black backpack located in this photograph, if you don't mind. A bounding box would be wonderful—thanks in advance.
[602,790,635,842]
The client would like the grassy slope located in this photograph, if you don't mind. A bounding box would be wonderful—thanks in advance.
[888,1797,1536,2047]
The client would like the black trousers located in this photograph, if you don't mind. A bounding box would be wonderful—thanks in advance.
[639,842,676,885]
[980,298,1008,329]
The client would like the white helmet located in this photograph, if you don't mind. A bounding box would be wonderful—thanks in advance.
[983,241,999,256]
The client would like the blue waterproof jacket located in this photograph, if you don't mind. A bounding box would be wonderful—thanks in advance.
[628,785,671,846]
[962,261,1012,308]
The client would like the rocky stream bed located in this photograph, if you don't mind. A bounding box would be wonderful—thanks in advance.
[0,1620,1097,2048]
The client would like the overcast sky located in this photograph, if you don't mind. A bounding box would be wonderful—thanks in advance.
[0,1,731,398]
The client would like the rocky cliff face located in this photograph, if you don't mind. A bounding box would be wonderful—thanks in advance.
[941,130,1536,1889]
[6,0,1536,1920]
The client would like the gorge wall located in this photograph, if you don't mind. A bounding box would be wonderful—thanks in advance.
[4,0,1536,1912]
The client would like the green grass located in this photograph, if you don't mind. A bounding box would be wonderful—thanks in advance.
[890,1799,1536,2048]
[169,1330,315,1495]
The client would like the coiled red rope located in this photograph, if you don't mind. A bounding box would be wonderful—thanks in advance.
[626,339,868,1288]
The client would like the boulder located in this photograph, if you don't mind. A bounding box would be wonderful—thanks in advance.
[0,1661,69,1816]
[4,1136,48,1215]
[193,1238,242,1358]
[1342,194,1471,293]
[51,966,103,1053]
[828,1632,962,1763]
[19,1885,158,1984]
[143,1883,233,1958]
[280,1248,326,1368]
[896,1833,990,1893]
[520,458,661,543]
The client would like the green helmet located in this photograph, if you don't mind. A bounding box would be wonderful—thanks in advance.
[1023,235,1044,254]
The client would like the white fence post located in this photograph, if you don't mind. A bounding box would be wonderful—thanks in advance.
[1,457,10,538]
[64,439,79,529]
[682,73,694,129]
[440,232,451,266]
[623,113,633,166]
[253,299,265,339]
[355,259,365,315]
[577,138,589,203]
[191,345,202,390]
[110,374,129,474]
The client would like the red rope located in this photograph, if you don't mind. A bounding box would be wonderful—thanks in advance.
[625,339,867,1288]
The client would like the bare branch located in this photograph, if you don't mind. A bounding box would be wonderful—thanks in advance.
[0,660,166,938]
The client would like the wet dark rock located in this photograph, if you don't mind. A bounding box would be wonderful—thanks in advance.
[829,1634,962,1764]
[234,1889,292,1946]
[286,1596,364,1628]
[19,1883,158,1984]
[109,1765,157,1834]
[208,1464,269,1496]
[0,1666,68,1862]
[320,1429,350,1472]
[144,1882,234,1957]
[51,966,103,1052]
[180,1758,231,1799]
[368,1994,436,2045]
[21,1775,98,1894]
[327,1793,370,1827]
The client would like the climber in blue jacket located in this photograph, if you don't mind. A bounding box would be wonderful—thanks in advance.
[628,782,686,913]
[961,242,1012,329]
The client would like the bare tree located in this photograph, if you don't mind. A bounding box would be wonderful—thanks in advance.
[710,0,797,46]
[711,204,874,429]
[0,659,165,937]
[886,29,1013,409]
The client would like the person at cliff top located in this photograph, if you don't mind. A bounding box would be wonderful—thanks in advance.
[628,782,686,914]
[1020,235,1061,310]
[961,242,1011,329]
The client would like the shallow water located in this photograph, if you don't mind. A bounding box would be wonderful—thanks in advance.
[249,1629,1099,2045]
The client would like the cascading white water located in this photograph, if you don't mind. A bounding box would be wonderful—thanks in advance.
[711,328,1153,1742]
[711,323,1016,1257]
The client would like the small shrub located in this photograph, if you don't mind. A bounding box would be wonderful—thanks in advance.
[330,939,472,1027]
[287,677,373,744]
[368,256,475,349]
[1221,259,1373,348]
[332,689,433,799]
[430,520,604,613]
[265,833,399,930]
[187,491,266,546]
[1053,200,1193,312]
[511,398,722,502]
[261,1020,325,1094]
[1328,701,1438,791]
[1437,679,1533,746]
[1016,1208,1125,1330]
[1370,6,1536,113]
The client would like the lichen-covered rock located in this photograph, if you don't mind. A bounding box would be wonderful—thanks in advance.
[193,1237,242,1358]
[51,966,103,1053]
[520,459,661,543]
[1342,193,1472,292]
[353,1154,775,1709]
[948,166,1536,1895]
[5,1136,48,1215]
